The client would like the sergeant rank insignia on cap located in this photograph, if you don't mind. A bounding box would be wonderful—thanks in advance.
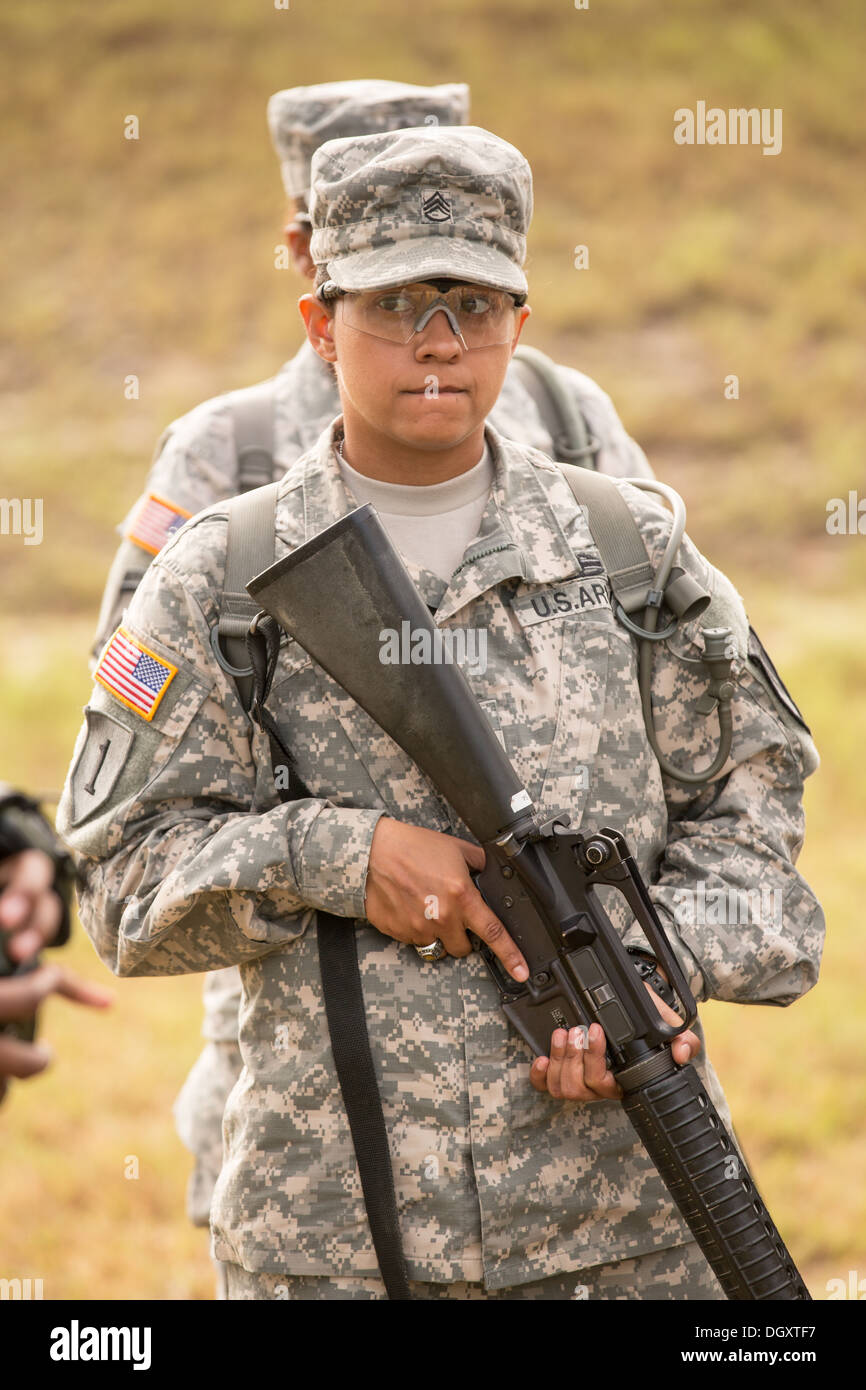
[420,189,453,222]
[126,493,192,556]
[95,628,177,720]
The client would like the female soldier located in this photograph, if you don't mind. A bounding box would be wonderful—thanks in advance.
[59,124,822,1300]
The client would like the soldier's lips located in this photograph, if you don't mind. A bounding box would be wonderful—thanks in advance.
[400,386,468,394]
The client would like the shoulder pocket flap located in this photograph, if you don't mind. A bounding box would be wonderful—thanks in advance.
[747,626,811,734]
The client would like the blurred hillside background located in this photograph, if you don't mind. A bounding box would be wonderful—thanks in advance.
[0,0,863,1299]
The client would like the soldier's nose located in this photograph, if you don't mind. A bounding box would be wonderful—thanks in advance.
[414,309,465,354]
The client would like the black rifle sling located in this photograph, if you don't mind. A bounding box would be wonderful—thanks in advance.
[314,917,412,1300]
[242,596,411,1302]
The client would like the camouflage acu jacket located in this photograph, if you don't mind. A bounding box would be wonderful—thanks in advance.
[60,422,823,1287]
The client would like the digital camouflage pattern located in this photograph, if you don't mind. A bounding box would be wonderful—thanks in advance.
[172,1034,243,1226]
[225,1239,723,1299]
[267,80,470,200]
[60,421,823,1288]
[309,126,532,295]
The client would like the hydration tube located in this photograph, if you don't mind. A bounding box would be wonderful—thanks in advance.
[623,480,736,785]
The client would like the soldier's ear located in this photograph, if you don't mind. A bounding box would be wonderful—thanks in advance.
[299,294,338,363]
[510,303,531,354]
[286,224,315,279]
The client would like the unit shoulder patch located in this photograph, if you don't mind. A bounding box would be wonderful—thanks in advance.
[69,708,135,825]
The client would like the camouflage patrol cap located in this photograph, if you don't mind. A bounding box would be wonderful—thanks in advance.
[309,125,532,296]
[267,80,470,200]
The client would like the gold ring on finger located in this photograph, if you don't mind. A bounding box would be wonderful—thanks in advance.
[415,938,447,963]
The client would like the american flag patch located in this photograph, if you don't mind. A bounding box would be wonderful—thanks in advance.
[126,493,191,556]
[95,628,178,721]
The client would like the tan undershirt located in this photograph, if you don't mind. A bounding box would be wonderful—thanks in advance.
[337,444,494,582]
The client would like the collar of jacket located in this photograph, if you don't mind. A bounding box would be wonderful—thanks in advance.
[286,417,586,624]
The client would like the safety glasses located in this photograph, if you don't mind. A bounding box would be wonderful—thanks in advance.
[318,280,523,350]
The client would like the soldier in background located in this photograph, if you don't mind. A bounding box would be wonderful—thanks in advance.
[60,125,822,1299]
[91,79,654,1288]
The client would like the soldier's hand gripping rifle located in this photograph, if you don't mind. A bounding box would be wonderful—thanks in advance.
[248,505,811,1302]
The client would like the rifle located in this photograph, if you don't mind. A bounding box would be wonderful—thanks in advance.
[248,504,811,1302]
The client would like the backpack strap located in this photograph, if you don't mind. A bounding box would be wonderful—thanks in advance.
[204,380,280,707]
[214,481,281,712]
[512,345,600,468]
[556,463,655,615]
[227,380,278,493]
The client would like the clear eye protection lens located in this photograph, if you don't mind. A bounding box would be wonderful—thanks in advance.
[338,284,518,349]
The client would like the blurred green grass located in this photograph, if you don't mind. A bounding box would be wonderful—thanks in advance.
[1,0,863,1299]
